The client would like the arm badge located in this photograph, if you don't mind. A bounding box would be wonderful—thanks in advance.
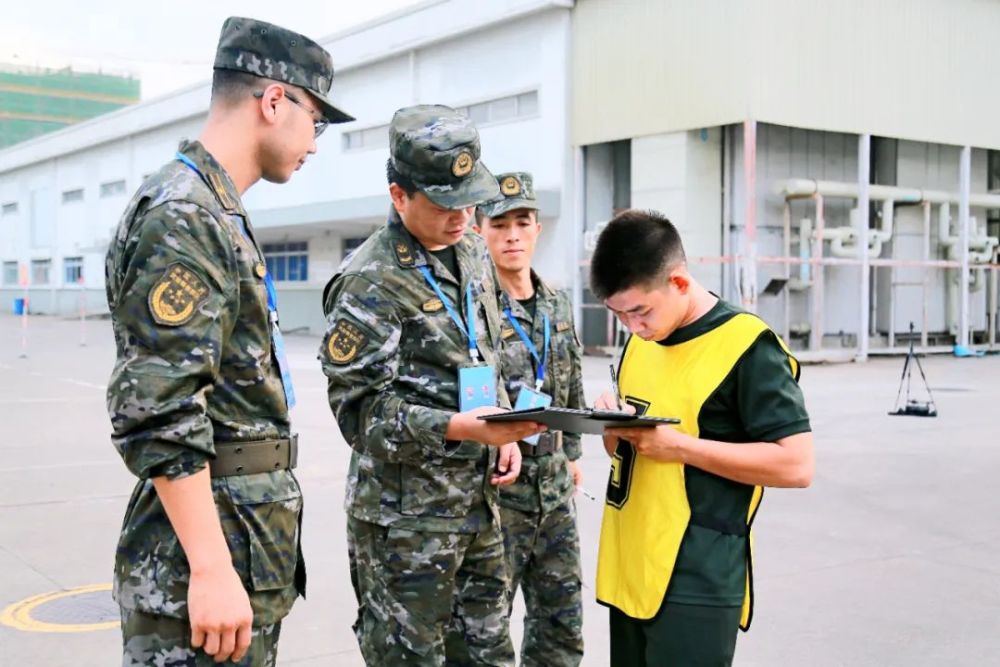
[327,319,368,364]
[148,263,211,326]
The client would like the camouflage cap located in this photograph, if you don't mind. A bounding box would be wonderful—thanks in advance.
[214,16,354,124]
[477,172,539,218]
[390,105,500,210]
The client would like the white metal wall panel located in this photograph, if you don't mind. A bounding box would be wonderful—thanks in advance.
[574,0,1000,149]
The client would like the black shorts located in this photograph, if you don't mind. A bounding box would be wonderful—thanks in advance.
[609,602,742,667]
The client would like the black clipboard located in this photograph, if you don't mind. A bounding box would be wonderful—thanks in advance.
[479,406,680,435]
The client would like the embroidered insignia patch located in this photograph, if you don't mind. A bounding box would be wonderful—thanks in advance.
[327,319,368,364]
[422,298,444,313]
[500,176,521,196]
[395,241,415,267]
[556,321,572,333]
[452,151,474,178]
[148,263,210,326]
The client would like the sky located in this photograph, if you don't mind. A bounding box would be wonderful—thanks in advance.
[0,0,425,99]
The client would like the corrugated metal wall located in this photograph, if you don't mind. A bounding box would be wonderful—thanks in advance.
[573,0,1000,149]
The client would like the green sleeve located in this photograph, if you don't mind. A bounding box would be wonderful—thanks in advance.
[735,331,811,442]
[106,203,238,480]
[320,274,462,463]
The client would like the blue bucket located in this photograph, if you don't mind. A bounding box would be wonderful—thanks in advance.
[13,297,26,315]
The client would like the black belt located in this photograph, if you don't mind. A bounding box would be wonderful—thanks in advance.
[210,435,298,478]
[518,431,562,457]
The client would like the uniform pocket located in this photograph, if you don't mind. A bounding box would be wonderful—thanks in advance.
[224,471,303,591]
[399,458,478,518]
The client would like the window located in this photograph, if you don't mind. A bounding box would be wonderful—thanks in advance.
[454,90,539,127]
[100,180,126,198]
[64,256,84,284]
[342,123,390,151]
[1,202,17,216]
[3,261,17,285]
[61,188,84,204]
[262,242,308,282]
[31,259,51,285]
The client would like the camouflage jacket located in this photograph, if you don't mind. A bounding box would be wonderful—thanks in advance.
[496,273,586,513]
[320,208,510,533]
[105,140,303,626]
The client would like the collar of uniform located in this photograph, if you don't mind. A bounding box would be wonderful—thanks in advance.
[177,140,247,216]
[386,207,430,270]
[501,270,553,315]
[387,206,470,289]
[531,269,557,300]
[658,294,737,346]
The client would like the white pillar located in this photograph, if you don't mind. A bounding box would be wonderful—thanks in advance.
[572,146,585,335]
[958,145,971,348]
[857,134,871,362]
[741,119,758,313]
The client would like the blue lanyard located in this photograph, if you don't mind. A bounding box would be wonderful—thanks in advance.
[418,266,479,361]
[175,151,201,176]
[175,152,275,309]
[175,151,296,408]
[504,309,549,390]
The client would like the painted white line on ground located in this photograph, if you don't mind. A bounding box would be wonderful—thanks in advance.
[0,461,119,473]
[61,379,107,390]
[0,398,87,404]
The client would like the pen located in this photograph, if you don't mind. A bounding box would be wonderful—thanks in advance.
[609,363,623,410]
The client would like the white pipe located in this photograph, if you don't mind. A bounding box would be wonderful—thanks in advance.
[798,218,811,284]
[777,178,1000,208]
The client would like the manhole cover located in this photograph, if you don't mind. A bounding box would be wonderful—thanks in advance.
[30,588,118,625]
[1,584,119,633]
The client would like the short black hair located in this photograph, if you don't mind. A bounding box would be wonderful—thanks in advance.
[589,209,686,300]
[210,69,262,106]
[386,159,418,196]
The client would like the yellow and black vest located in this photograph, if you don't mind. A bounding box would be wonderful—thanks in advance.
[595,312,798,630]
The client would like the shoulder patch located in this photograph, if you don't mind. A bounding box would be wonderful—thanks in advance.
[556,321,572,333]
[327,319,368,364]
[148,263,211,326]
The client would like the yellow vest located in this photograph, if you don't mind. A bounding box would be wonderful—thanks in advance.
[595,312,798,629]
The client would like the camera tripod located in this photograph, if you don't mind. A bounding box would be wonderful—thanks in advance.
[889,323,937,418]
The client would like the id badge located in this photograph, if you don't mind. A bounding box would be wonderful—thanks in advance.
[513,385,552,445]
[459,364,498,411]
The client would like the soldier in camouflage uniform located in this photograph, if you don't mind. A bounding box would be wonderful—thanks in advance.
[105,17,352,666]
[476,173,586,666]
[319,105,545,666]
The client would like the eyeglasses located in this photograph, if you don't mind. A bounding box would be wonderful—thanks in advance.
[254,88,328,138]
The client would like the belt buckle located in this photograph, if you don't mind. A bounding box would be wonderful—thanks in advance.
[288,433,299,469]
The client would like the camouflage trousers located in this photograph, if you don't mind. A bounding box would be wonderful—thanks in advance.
[500,499,584,667]
[347,516,514,666]
[120,608,281,666]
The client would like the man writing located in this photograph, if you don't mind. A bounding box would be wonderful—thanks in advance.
[590,209,813,666]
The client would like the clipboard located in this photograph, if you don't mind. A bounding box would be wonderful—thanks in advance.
[479,406,680,435]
